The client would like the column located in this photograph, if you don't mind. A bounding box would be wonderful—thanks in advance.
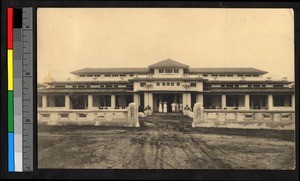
[221,94,226,108]
[268,94,273,110]
[144,92,149,107]
[133,93,139,105]
[245,94,250,110]
[111,94,116,109]
[186,93,191,108]
[148,93,153,110]
[42,94,47,109]
[65,95,70,110]
[292,94,295,109]
[88,95,93,110]
[196,93,204,106]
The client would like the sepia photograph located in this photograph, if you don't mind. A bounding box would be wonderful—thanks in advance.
[37,8,295,169]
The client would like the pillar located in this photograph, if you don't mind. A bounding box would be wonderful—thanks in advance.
[221,94,226,108]
[144,93,149,108]
[42,94,47,109]
[111,94,116,109]
[245,94,250,110]
[88,95,93,110]
[268,94,273,110]
[148,93,153,110]
[65,95,70,110]
[186,93,191,108]
[196,93,204,105]
[128,102,139,127]
[133,93,139,105]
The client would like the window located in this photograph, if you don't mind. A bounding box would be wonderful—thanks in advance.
[190,83,197,87]
[273,95,285,107]
[112,74,118,77]
[106,85,113,88]
[47,95,65,107]
[221,85,225,87]
[226,95,240,107]
[226,74,233,77]
[99,95,111,107]
[273,85,284,88]
[177,82,180,86]
[203,74,208,77]
[72,85,76,88]
[100,85,105,88]
[79,75,86,77]
[130,74,134,77]
[261,85,266,87]
[105,74,111,77]
[120,74,126,77]
[212,74,218,77]
[234,85,239,87]
[37,96,42,107]
[94,74,101,77]
[252,75,259,77]
[113,85,118,88]
[174,69,179,73]
[159,69,164,73]
[78,85,85,88]
[165,69,173,73]
[253,85,260,88]
[226,85,234,88]
[140,83,146,87]
[87,75,93,77]
[167,82,170,86]
[157,82,160,86]
[86,85,90,88]
[245,75,251,77]
[248,85,252,88]
[162,83,166,86]
[55,85,65,88]
[237,74,244,77]
[219,75,226,77]
[171,82,174,86]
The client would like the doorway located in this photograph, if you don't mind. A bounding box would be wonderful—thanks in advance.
[153,93,182,113]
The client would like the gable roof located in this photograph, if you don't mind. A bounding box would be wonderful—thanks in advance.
[148,59,189,69]
[189,68,268,74]
[71,68,149,75]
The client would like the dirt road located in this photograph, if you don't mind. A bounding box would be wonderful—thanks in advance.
[38,114,295,169]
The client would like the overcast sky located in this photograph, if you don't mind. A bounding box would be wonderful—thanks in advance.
[37,8,294,83]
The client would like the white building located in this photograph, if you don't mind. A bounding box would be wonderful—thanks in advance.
[38,59,295,114]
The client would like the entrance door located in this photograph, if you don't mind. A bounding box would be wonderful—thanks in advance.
[154,93,182,113]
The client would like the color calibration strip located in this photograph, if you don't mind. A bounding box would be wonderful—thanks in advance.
[7,7,33,172]
[7,7,15,172]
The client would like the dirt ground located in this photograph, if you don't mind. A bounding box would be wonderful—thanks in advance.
[38,114,295,169]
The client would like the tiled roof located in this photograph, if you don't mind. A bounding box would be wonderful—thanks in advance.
[71,68,149,74]
[189,68,268,74]
[148,59,189,68]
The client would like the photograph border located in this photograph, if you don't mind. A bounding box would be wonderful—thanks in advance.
[0,1,299,180]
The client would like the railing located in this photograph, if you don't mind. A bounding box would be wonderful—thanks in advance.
[191,103,295,130]
[38,103,139,127]
[202,109,295,122]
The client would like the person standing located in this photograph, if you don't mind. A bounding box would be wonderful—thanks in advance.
[159,101,163,113]
[171,102,176,112]
[163,102,168,113]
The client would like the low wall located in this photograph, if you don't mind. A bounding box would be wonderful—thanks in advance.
[38,103,139,127]
[192,103,295,130]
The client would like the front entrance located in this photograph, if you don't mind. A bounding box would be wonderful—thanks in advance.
[153,93,182,113]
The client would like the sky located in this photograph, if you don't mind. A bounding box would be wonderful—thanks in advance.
[37,8,294,83]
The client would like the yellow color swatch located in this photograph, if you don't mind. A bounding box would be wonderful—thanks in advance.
[8,49,13,90]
